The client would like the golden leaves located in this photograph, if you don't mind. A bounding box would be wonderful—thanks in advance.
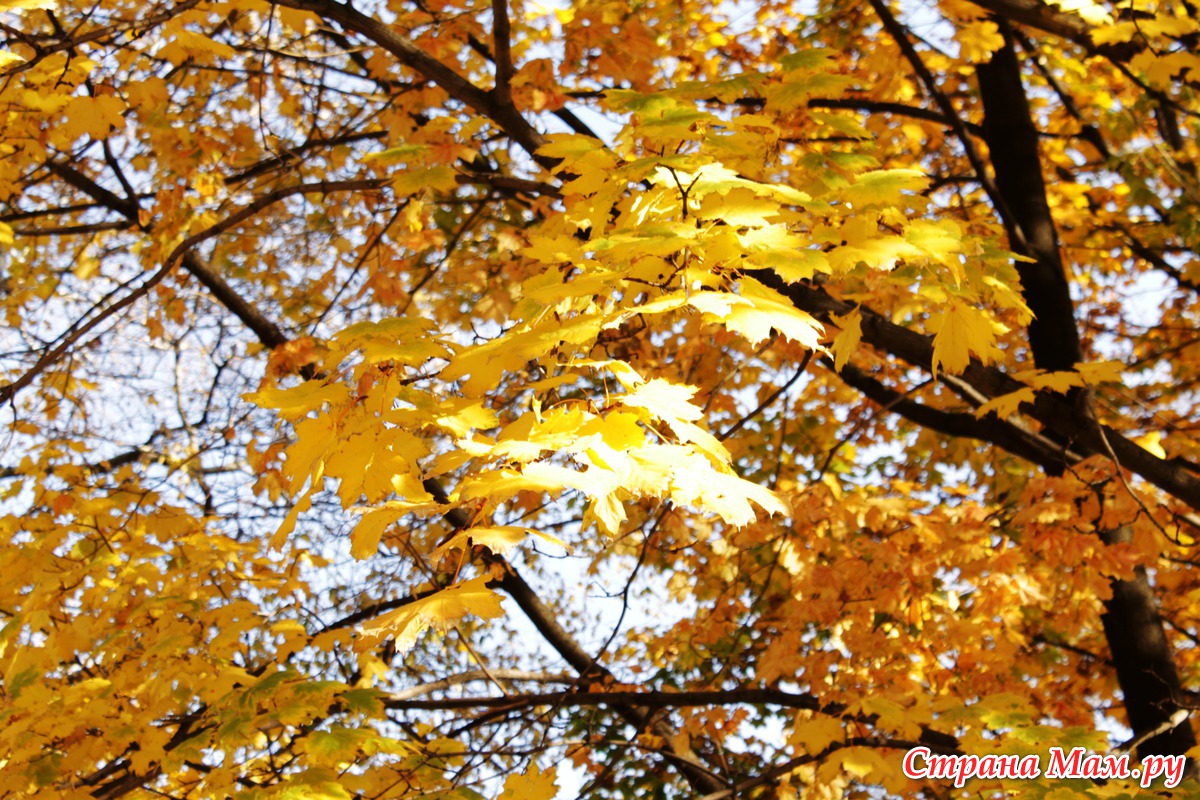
[931,303,1002,375]
[356,576,505,651]
[499,763,560,800]
[830,308,863,372]
[957,20,1005,63]
[7,0,1191,794]
[0,0,55,12]
[840,169,928,208]
[61,95,126,141]
[432,525,570,559]
[975,361,1125,419]
[690,279,825,350]
[244,382,350,418]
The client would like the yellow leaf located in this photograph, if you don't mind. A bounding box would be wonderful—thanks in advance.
[271,464,322,550]
[349,497,443,559]
[0,0,55,10]
[789,715,843,755]
[830,308,862,372]
[587,492,627,535]
[1050,0,1112,25]
[931,303,999,375]
[456,467,571,503]
[442,314,606,395]
[620,379,702,422]
[1027,370,1084,394]
[1090,20,1137,45]
[282,415,337,493]
[958,20,1005,63]
[1135,431,1167,460]
[244,381,350,417]
[537,134,606,160]
[841,169,928,207]
[695,187,781,227]
[974,387,1035,420]
[170,29,237,59]
[392,166,460,196]
[363,143,431,164]
[349,506,396,559]
[619,379,729,461]
[63,95,126,141]
[1076,360,1124,384]
[837,746,890,780]
[433,525,571,559]
[905,219,964,282]
[330,317,449,365]
[689,278,824,349]
[500,762,559,800]
[357,576,505,650]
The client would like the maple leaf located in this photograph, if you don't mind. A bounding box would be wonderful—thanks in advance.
[357,577,505,650]
[975,387,1036,420]
[432,525,571,559]
[686,278,825,349]
[244,382,350,418]
[830,308,863,372]
[500,763,559,800]
[931,303,1001,375]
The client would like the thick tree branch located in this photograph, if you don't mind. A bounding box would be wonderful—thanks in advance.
[385,685,961,752]
[1123,231,1200,295]
[973,28,1193,758]
[40,161,310,349]
[12,220,130,236]
[835,362,1075,469]
[491,0,514,107]
[385,686,826,712]
[754,274,1200,513]
[1,441,154,480]
[387,670,574,702]
[976,24,1081,373]
[455,171,561,198]
[966,0,1139,60]
[0,198,151,223]
[465,31,606,142]
[45,160,138,219]
[182,251,289,349]
[226,129,388,185]
[272,0,550,167]
[1098,524,1197,756]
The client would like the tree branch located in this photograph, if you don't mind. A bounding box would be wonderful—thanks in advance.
[491,0,514,107]
[272,0,550,167]
[809,97,986,136]
[836,361,1074,469]
[486,554,726,794]
[966,0,1138,59]
[976,22,1081,373]
[387,670,574,702]
[182,251,289,349]
[0,179,388,406]
[867,0,1027,252]
[752,273,1200,513]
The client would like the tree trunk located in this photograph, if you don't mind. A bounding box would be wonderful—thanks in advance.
[976,23,1195,759]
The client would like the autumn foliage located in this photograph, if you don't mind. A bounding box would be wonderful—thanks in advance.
[2,0,1200,797]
